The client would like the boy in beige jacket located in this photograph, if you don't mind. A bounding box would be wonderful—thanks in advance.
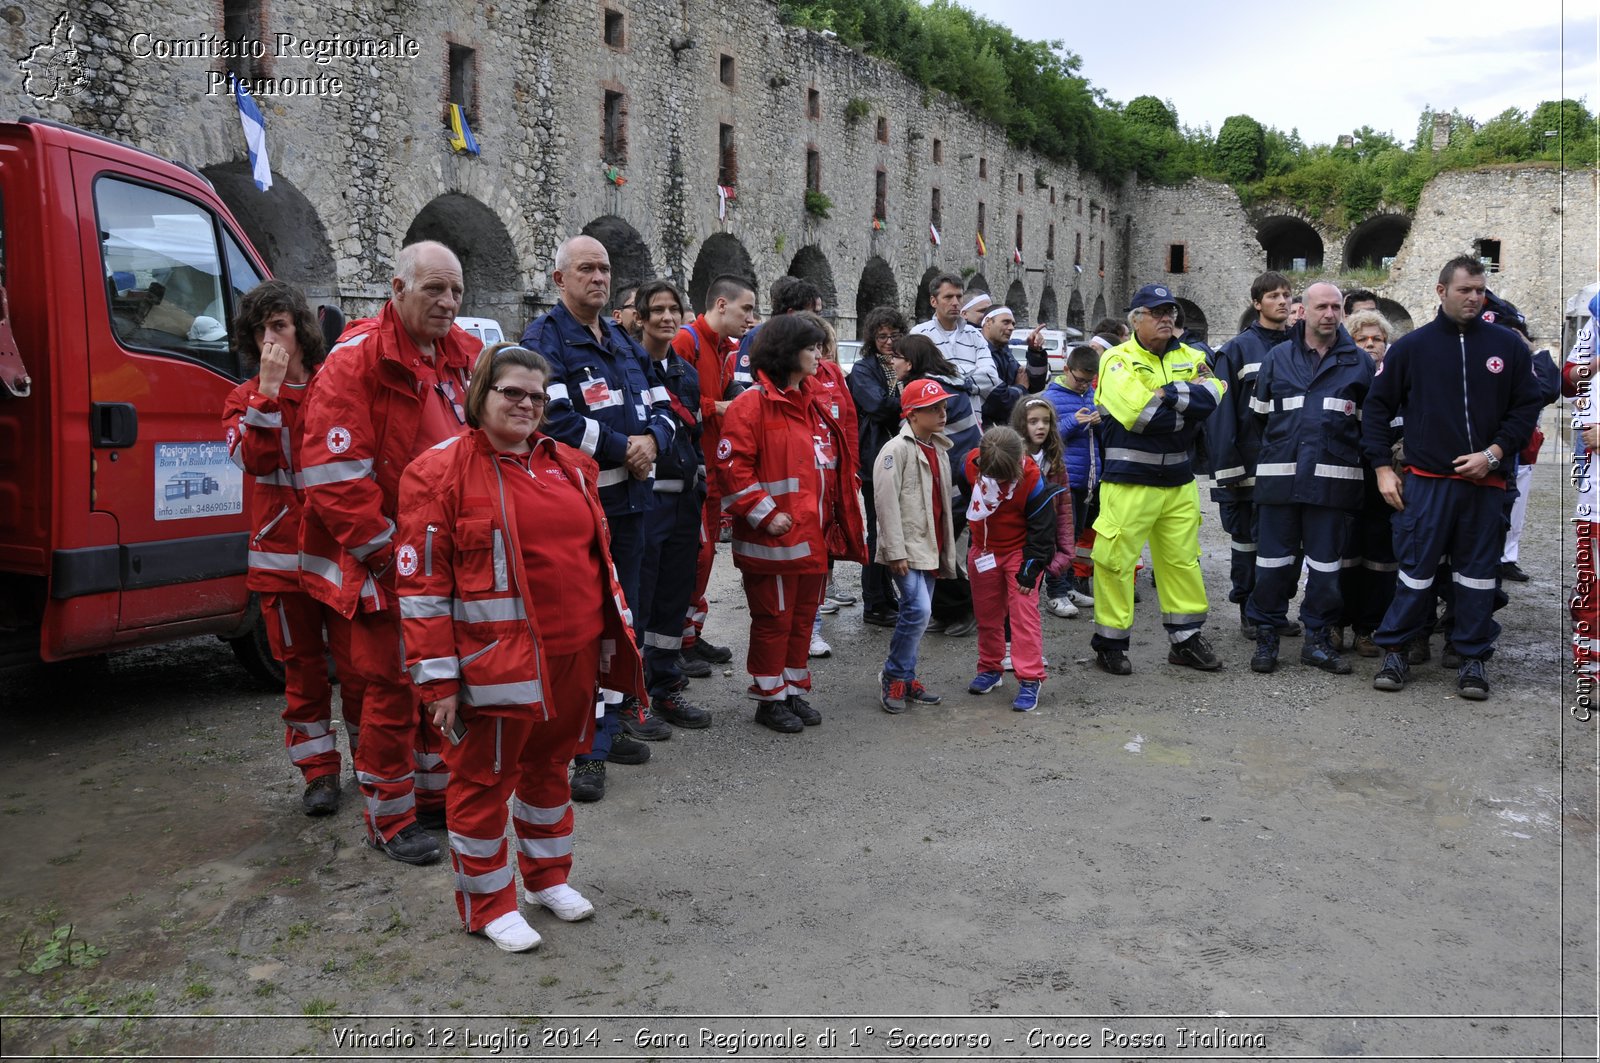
[874,379,960,713]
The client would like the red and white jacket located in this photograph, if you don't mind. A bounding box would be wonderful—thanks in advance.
[812,358,860,474]
[715,370,867,575]
[395,430,645,717]
[223,376,312,594]
[299,303,478,617]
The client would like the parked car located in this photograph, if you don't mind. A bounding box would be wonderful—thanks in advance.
[835,339,864,370]
[456,316,504,347]
[1008,326,1082,375]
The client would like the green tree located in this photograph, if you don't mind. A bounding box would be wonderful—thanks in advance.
[1215,114,1266,183]
[1125,95,1177,130]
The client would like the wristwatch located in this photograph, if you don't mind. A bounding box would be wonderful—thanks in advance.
[1482,449,1501,471]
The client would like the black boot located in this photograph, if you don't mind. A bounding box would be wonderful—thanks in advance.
[1250,625,1279,673]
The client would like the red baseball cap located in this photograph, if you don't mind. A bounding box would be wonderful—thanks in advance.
[900,378,951,417]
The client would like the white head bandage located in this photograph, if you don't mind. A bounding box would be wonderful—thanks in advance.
[982,306,1013,324]
[962,293,992,313]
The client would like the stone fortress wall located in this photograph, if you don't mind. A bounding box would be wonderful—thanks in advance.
[6,0,1593,346]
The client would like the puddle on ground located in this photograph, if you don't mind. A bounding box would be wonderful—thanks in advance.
[1099,729,1192,766]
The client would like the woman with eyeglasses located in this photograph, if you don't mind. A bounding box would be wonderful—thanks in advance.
[395,342,645,953]
[847,306,910,627]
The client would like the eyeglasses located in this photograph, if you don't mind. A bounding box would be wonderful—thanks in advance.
[490,385,550,406]
[619,303,635,313]
[875,331,904,344]
[1142,307,1178,321]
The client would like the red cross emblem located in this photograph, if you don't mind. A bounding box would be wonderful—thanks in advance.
[326,426,352,453]
[1486,357,1505,375]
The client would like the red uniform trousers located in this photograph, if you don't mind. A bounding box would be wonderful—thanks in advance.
[1575,521,1599,685]
[262,591,365,782]
[441,643,598,932]
[351,606,447,842]
[971,547,1046,682]
[741,571,826,701]
[685,487,719,649]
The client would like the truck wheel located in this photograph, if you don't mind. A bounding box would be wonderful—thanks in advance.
[228,601,286,689]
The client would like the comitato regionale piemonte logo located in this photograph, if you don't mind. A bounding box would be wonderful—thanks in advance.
[19,12,90,102]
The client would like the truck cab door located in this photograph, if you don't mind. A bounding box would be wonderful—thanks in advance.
[61,157,265,647]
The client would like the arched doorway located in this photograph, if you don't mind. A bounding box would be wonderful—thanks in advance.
[1037,285,1059,329]
[1091,294,1107,325]
[966,271,992,301]
[1376,297,1414,335]
[1237,307,1258,334]
[1344,214,1411,270]
[1004,280,1029,326]
[787,246,838,315]
[913,266,942,322]
[1065,289,1084,330]
[1174,298,1208,344]
[688,234,757,315]
[582,215,656,302]
[855,257,898,337]
[403,193,521,326]
[1256,216,1324,272]
[203,163,337,303]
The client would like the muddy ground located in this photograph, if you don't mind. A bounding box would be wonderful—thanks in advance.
[1,431,1595,1062]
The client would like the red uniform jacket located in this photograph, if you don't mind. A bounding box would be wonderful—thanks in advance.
[223,375,313,594]
[672,315,734,464]
[299,303,478,617]
[395,430,645,718]
[716,370,867,575]
[812,358,860,474]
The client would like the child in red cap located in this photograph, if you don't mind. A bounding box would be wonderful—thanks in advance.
[872,379,960,713]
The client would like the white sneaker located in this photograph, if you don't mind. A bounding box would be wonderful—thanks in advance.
[1067,588,1094,608]
[1048,596,1079,618]
[809,634,832,658]
[525,883,595,922]
[816,598,840,614]
[481,911,542,952]
[1001,645,1013,672]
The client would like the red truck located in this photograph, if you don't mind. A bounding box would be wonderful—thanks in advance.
[0,117,284,682]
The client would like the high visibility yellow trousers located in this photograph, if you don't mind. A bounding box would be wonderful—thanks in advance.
[1090,480,1209,651]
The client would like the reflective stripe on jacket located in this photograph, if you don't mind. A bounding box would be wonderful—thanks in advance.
[395,431,645,717]
[1206,320,1288,497]
[223,377,311,593]
[299,304,477,617]
[1097,337,1224,487]
[1250,324,1373,510]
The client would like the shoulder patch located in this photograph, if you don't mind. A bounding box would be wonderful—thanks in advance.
[326,426,352,454]
[881,453,893,470]
[716,437,733,461]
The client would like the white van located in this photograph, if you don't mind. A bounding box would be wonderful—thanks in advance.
[456,316,505,347]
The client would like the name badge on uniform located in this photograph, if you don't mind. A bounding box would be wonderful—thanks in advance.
[581,377,618,409]
[830,402,840,419]
[813,434,836,468]
[973,552,997,573]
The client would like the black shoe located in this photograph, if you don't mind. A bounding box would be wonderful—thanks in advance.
[1373,651,1409,692]
[924,617,949,634]
[675,652,712,679]
[1457,658,1490,700]
[862,606,900,628]
[302,775,341,817]
[1275,620,1303,637]
[689,638,734,664]
[943,614,978,637]
[569,760,606,802]
[1300,628,1352,674]
[1440,641,1462,669]
[787,694,821,726]
[1500,561,1529,582]
[1406,636,1432,665]
[1239,604,1255,640]
[1250,625,1279,674]
[653,689,712,729]
[619,697,673,741]
[1168,633,1221,671]
[1095,648,1132,676]
[414,804,447,830]
[754,700,804,733]
[606,734,652,765]
[366,823,441,865]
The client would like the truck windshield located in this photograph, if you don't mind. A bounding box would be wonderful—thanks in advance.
[96,177,240,378]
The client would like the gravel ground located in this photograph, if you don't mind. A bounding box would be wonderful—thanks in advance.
[0,426,1594,1061]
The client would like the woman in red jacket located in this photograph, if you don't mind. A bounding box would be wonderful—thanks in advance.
[717,314,866,732]
[396,343,644,952]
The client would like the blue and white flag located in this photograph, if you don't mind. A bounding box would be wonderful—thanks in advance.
[230,73,273,191]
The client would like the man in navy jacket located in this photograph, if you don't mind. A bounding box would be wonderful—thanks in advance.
[1362,256,1543,701]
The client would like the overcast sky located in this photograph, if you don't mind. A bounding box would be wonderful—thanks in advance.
[962,0,1599,146]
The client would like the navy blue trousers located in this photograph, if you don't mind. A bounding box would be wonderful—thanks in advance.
[1337,499,1398,632]
[1246,503,1350,631]
[638,489,703,697]
[574,509,644,764]
[1216,496,1257,605]
[1375,475,1504,659]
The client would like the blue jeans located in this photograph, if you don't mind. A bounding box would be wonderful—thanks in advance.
[884,570,935,680]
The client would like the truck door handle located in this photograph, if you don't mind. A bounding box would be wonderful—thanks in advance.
[92,402,138,447]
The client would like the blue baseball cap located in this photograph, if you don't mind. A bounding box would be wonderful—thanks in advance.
[1126,284,1179,312]
[1479,289,1528,336]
